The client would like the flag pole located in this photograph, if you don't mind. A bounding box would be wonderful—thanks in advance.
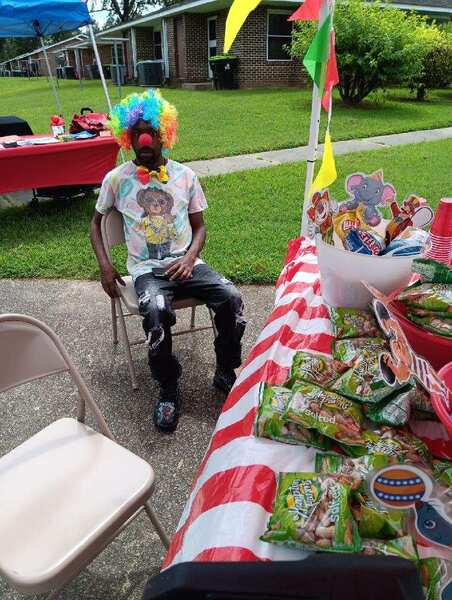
[300,0,331,236]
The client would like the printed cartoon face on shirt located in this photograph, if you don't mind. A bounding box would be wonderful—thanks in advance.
[136,188,178,261]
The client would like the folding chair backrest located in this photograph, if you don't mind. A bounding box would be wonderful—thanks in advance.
[101,209,125,258]
[0,314,113,438]
[0,314,70,393]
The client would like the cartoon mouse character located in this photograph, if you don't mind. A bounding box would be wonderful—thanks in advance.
[341,170,395,227]
[307,190,335,242]
[136,188,177,261]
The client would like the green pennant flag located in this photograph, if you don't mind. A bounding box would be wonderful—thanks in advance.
[303,15,331,93]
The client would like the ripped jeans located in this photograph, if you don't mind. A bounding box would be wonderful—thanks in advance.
[134,264,246,388]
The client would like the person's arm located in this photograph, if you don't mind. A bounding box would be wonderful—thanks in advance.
[166,211,206,281]
[90,210,125,297]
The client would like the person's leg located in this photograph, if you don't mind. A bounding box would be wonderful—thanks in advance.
[176,264,246,393]
[134,272,181,431]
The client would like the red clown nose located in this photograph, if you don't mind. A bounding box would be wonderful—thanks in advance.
[137,133,153,148]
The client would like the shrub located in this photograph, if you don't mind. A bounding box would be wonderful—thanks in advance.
[290,0,427,105]
[409,25,452,100]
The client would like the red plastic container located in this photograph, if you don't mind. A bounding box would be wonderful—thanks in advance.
[389,300,452,371]
[431,362,452,439]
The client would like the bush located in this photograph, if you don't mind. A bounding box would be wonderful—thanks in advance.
[290,0,427,105]
[409,25,452,100]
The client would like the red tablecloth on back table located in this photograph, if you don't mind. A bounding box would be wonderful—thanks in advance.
[0,136,120,194]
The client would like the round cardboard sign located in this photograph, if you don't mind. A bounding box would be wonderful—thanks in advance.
[369,464,433,510]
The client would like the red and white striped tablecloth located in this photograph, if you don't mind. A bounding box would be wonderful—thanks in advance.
[162,237,331,567]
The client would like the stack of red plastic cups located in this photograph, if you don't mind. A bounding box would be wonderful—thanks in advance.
[424,198,452,265]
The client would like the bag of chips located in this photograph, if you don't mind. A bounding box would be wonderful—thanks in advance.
[255,384,330,449]
[397,283,452,313]
[432,459,452,488]
[332,337,387,366]
[413,258,452,285]
[364,385,413,427]
[361,536,418,561]
[331,351,398,404]
[261,472,361,553]
[408,314,452,338]
[285,382,366,447]
[419,558,452,600]
[289,351,348,388]
[329,306,381,339]
[353,492,407,539]
[315,453,392,493]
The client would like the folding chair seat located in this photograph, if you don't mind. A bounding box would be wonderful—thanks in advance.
[0,314,169,599]
[101,208,217,390]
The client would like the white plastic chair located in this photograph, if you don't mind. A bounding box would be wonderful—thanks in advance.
[0,313,169,600]
[101,208,217,390]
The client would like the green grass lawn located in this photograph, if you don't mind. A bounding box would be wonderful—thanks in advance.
[0,139,450,283]
[0,78,451,161]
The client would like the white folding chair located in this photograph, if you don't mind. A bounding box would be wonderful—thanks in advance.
[0,313,169,600]
[101,209,217,390]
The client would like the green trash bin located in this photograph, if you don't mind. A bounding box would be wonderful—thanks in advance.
[209,55,238,90]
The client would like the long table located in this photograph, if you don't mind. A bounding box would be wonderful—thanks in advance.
[162,237,450,568]
[0,135,120,194]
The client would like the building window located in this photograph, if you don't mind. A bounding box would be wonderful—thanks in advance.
[267,10,292,61]
[154,30,162,60]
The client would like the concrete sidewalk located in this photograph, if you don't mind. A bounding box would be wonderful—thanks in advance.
[0,278,274,600]
[186,126,452,177]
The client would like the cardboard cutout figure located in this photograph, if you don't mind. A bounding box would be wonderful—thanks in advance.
[307,189,336,243]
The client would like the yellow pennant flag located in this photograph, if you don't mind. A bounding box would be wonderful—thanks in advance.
[308,130,337,197]
[224,0,262,53]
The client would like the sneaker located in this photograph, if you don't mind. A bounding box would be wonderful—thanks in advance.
[213,367,237,395]
[153,384,180,432]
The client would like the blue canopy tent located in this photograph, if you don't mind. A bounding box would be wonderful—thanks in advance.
[0,0,114,116]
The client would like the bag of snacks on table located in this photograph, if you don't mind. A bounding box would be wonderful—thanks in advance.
[364,385,413,427]
[261,472,361,553]
[332,337,388,366]
[285,382,366,447]
[397,283,452,313]
[289,351,348,388]
[329,306,381,339]
[361,536,418,561]
[419,558,452,600]
[255,384,330,449]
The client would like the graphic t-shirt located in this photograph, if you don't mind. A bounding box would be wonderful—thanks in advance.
[95,160,208,280]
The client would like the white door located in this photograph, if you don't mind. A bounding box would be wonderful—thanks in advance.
[207,16,217,78]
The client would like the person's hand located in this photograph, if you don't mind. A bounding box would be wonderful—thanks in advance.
[100,266,126,298]
[165,255,195,281]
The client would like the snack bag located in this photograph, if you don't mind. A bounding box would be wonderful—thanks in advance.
[344,228,384,255]
[410,383,436,419]
[332,337,387,366]
[315,453,406,539]
[408,314,452,338]
[361,536,418,561]
[397,283,452,313]
[419,558,452,600]
[409,308,452,319]
[364,385,413,427]
[261,472,361,553]
[285,382,366,447]
[331,351,398,404]
[289,351,348,388]
[413,258,452,285]
[432,459,452,488]
[329,306,381,339]
[255,384,330,449]
[333,209,365,244]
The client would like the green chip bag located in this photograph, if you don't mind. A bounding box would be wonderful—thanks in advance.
[354,492,406,539]
[331,351,398,404]
[364,385,413,427]
[413,258,452,285]
[315,453,393,493]
[261,472,361,553]
[408,314,452,338]
[329,306,381,339]
[285,382,366,447]
[432,459,452,488]
[255,384,330,449]
[362,536,418,561]
[397,282,452,313]
[289,351,348,388]
[419,558,452,600]
[332,337,387,366]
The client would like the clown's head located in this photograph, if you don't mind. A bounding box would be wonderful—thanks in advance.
[109,88,178,161]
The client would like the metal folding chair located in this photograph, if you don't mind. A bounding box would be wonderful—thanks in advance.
[0,313,169,600]
[101,208,217,390]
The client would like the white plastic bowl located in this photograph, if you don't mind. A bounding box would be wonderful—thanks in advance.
[316,234,421,309]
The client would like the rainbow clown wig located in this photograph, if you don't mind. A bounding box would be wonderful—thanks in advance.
[109,88,178,156]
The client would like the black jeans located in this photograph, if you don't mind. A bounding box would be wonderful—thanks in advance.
[134,264,246,387]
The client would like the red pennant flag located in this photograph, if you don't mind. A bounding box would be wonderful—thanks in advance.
[321,30,339,112]
[288,0,322,21]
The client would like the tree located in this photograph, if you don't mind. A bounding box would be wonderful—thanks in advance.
[409,25,452,100]
[102,0,177,24]
[290,0,427,106]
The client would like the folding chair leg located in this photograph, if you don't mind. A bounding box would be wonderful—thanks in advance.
[208,308,218,337]
[111,298,118,345]
[116,298,139,390]
[190,305,196,329]
[144,501,170,549]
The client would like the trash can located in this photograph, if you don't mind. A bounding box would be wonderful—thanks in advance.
[63,65,76,79]
[209,56,238,90]
[137,60,164,86]
[110,64,126,85]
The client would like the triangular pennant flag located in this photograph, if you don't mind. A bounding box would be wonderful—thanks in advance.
[224,0,262,54]
[303,15,331,92]
[321,30,339,112]
[308,130,337,196]
[289,0,322,21]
